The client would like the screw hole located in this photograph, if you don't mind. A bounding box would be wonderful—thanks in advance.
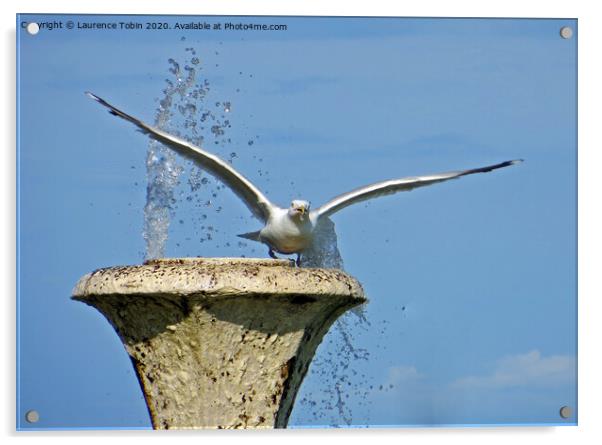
[25,410,39,423]
[560,26,573,39]
[559,406,572,419]
[26,22,40,35]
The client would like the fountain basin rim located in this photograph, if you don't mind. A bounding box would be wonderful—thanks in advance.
[72,257,366,302]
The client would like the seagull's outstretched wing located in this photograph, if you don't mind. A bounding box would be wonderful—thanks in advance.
[314,159,523,219]
[86,92,274,221]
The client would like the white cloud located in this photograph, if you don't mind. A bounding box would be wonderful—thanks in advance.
[385,365,424,386]
[451,350,575,390]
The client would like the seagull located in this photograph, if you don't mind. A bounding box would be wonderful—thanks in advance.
[86,92,522,266]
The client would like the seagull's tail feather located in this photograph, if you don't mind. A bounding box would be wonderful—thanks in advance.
[237,230,262,243]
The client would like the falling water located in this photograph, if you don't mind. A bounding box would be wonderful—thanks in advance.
[300,217,344,269]
[143,51,225,259]
[143,46,250,260]
[143,59,189,259]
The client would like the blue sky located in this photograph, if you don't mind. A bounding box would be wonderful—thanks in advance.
[17,15,576,429]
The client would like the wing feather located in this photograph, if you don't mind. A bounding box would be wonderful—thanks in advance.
[314,160,523,219]
[86,92,274,221]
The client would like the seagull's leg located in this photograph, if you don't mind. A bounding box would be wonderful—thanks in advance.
[268,248,278,260]
[296,253,302,267]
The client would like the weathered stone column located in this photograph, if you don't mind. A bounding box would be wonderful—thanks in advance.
[72,258,365,429]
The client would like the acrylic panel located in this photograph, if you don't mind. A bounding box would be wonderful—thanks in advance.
[16,14,577,429]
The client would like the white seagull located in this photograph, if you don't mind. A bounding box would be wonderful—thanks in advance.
[86,92,522,266]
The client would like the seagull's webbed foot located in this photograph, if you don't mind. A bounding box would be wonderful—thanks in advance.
[268,248,302,267]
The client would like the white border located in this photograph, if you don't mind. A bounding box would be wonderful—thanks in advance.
[3,1,600,444]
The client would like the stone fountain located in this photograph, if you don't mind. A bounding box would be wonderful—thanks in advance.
[72,257,365,429]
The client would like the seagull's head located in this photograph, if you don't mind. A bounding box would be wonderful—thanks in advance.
[289,200,310,220]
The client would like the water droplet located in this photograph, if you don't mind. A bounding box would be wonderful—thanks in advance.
[211,125,224,136]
